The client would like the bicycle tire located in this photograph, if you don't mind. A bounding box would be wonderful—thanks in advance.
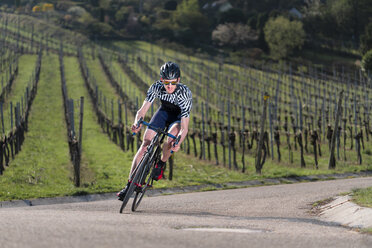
[131,150,160,211]
[131,173,151,211]
[119,154,149,213]
[131,162,155,211]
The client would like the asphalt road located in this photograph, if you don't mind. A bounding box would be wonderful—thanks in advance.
[1,177,372,248]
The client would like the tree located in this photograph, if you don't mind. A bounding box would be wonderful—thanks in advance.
[255,12,269,51]
[115,6,131,26]
[264,16,305,59]
[172,0,209,43]
[164,0,177,10]
[360,23,372,54]
[153,9,175,39]
[256,12,268,30]
[98,0,111,22]
[362,50,372,75]
[328,0,353,35]
[212,24,234,46]
[88,21,114,38]
[327,0,372,42]
[212,23,257,48]
[218,8,246,24]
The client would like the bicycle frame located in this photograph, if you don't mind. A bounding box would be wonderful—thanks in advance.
[129,120,176,181]
[130,130,164,184]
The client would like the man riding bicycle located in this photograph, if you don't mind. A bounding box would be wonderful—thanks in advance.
[117,61,192,201]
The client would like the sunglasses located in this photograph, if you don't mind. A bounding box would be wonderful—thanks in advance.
[162,80,178,85]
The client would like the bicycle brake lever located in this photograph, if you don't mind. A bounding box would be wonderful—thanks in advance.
[170,135,181,154]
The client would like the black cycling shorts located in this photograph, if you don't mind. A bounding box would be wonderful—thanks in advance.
[148,107,181,131]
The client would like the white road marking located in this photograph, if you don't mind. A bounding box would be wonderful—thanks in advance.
[182,227,264,233]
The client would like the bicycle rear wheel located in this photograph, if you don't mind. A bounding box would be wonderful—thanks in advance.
[119,154,148,213]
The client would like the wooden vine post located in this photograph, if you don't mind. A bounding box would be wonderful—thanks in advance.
[329,90,344,169]
[255,93,269,174]
[76,97,84,187]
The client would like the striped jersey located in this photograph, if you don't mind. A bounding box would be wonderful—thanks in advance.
[145,81,192,118]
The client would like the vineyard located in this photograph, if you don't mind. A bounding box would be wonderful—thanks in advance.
[0,12,371,201]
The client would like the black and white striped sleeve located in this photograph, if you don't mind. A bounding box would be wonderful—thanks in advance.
[178,86,192,118]
[145,82,161,103]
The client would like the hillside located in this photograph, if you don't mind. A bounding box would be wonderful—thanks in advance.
[1,0,371,69]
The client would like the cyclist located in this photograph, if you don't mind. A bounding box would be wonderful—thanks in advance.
[117,61,192,201]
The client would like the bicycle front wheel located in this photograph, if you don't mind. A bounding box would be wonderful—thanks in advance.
[132,149,160,212]
[131,170,153,212]
[131,150,160,211]
[119,154,149,213]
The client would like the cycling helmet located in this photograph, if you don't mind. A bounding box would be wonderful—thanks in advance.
[160,61,180,80]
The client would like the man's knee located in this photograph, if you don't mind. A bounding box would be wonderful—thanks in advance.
[141,139,151,149]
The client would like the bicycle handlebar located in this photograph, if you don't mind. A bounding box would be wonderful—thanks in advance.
[132,117,178,140]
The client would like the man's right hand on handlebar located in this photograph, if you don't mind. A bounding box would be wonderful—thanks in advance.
[131,123,141,134]
[131,117,143,134]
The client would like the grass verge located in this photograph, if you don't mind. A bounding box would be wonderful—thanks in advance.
[360,228,372,235]
[351,187,372,208]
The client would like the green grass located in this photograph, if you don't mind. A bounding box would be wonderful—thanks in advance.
[63,56,134,192]
[297,48,359,69]
[98,55,145,111]
[84,56,121,120]
[111,60,145,107]
[352,187,372,208]
[0,54,74,200]
[2,54,37,133]
[360,228,372,235]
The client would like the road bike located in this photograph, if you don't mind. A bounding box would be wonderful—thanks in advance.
[119,118,180,213]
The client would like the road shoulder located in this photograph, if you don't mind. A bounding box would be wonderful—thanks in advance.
[316,195,372,230]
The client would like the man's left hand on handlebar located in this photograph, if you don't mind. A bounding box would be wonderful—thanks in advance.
[171,141,181,153]
[170,135,182,153]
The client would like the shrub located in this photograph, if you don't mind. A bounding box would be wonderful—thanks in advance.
[229,48,263,64]
[87,21,114,39]
[67,6,86,17]
[264,16,305,59]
